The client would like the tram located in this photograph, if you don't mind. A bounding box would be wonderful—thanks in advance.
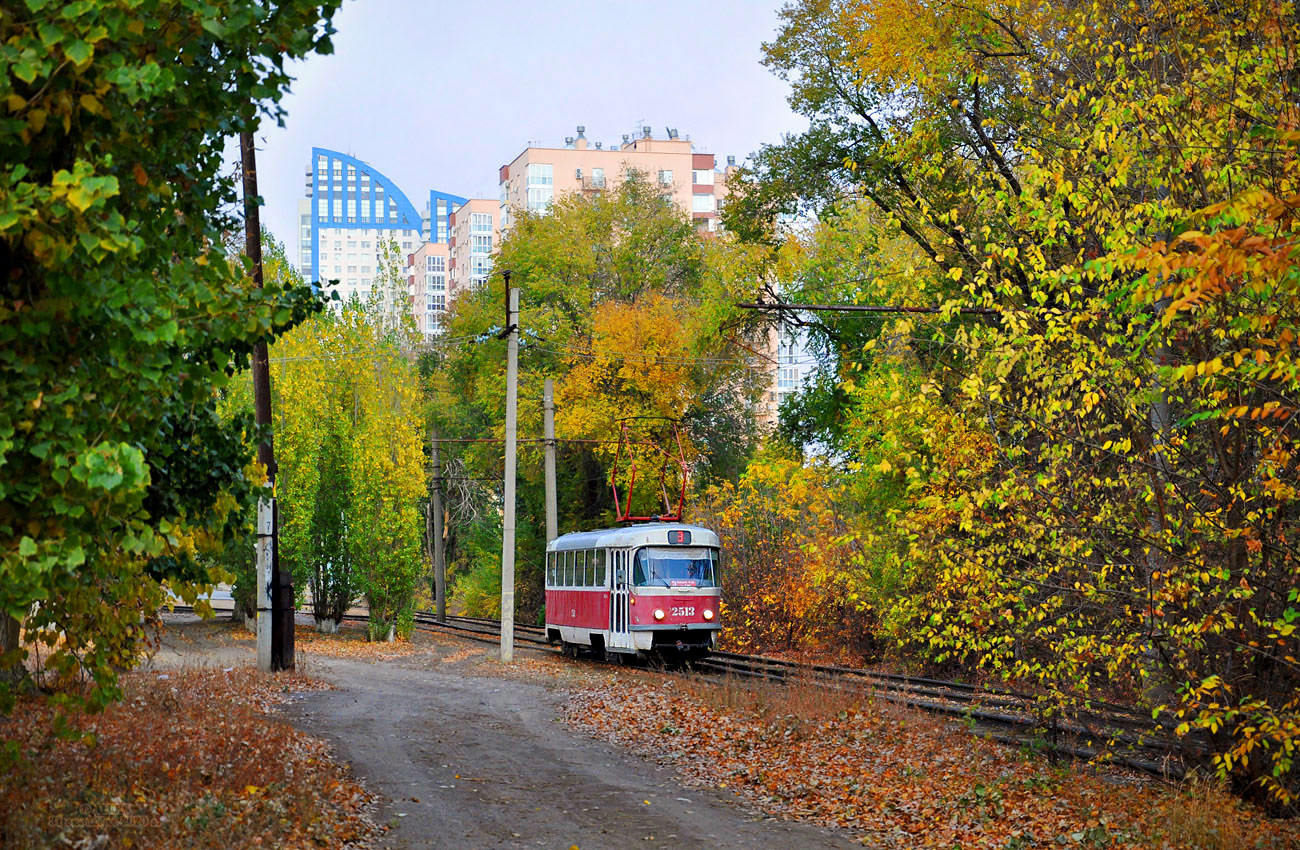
[543,522,721,661]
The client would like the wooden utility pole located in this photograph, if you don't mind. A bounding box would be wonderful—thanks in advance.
[499,274,518,662]
[241,130,292,672]
[431,428,446,623]
[543,378,557,543]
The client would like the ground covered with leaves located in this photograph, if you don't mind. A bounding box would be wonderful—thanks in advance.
[219,619,429,661]
[564,670,1300,849]
[0,666,378,849]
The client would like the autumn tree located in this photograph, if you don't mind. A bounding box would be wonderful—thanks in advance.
[268,289,425,640]
[735,0,1300,808]
[435,176,764,619]
[0,0,339,712]
[695,447,872,657]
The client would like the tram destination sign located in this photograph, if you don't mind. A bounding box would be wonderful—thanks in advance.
[667,529,691,545]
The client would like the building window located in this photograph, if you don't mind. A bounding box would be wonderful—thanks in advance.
[527,163,553,212]
[426,273,445,291]
[471,212,492,233]
[658,170,673,185]
[692,169,714,185]
[527,163,553,186]
[472,234,492,253]
[692,194,715,213]
[591,167,605,188]
[427,255,445,272]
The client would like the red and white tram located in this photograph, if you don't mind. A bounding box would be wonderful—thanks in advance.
[544,522,721,661]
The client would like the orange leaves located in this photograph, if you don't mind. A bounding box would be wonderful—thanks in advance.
[564,672,1300,848]
[695,451,869,658]
[0,666,378,849]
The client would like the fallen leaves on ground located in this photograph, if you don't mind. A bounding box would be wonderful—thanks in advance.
[564,671,1299,849]
[0,667,379,849]
[292,621,427,660]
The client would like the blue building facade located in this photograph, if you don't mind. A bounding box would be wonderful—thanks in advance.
[300,147,465,288]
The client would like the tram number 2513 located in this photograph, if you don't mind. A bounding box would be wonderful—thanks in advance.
[671,606,695,617]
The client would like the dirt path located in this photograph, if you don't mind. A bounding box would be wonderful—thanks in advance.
[157,617,863,850]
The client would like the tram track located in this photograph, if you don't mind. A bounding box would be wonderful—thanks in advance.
[162,604,1189,780]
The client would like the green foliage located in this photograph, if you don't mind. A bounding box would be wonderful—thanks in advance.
[0,0,339,713]
[271,281,425,639]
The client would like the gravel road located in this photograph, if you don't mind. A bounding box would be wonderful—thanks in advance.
[157,617,863,850]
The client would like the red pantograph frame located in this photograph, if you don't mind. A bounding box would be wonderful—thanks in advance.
[609,417,688,523]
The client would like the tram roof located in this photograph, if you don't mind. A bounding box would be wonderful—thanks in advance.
[546,523,719,552]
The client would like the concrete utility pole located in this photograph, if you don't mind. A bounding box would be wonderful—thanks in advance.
[543,378,557,543]
[499,275,518,662]
[242,130,292,672]
[431,428,446,623]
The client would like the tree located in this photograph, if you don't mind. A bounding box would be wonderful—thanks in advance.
[696,447,872,657]
[0,0,340,713]
[736,0,1300,809]
[436,176,764,619]
[269,288,425,640]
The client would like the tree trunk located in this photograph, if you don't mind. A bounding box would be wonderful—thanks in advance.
[1,612,24,689]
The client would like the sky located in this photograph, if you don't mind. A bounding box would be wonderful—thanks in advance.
[249,0,806,261]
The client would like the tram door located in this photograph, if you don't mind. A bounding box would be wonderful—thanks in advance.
[607,548,633,652]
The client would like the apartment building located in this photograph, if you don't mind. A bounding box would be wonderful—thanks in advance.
[497,125,738,236]
[405,241,451,336]
[298,147,464,315]
[447,198,498,298]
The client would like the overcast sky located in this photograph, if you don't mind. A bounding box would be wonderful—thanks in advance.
[247,0,805,261]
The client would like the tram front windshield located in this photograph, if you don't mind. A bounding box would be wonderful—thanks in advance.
[632,547,718,588]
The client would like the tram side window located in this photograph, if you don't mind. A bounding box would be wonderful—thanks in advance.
[546,552,554,586]
[584,549,594,586]
[561,551,570,586]
[594,549,606,587]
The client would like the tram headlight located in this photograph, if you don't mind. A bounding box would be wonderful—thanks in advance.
[653,608,666,621]
[703,608,715,621]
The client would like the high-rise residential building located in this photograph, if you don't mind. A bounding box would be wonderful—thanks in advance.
[497,125,738,236]
[448,198,499,298]
[406,241,451,336]
[298,147,464,315]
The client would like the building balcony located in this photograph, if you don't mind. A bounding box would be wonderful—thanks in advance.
[580,176,607,192]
